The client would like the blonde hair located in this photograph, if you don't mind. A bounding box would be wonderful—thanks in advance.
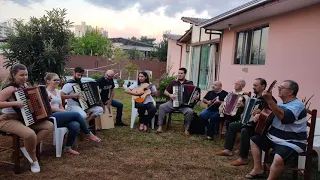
[44,72,58,86]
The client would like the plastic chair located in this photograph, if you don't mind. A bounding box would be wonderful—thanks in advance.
[130,98,155,129]
[50,117,69,157]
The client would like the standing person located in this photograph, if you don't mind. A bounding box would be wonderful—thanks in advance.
[125,71,158,132]
[96,70,127,126]
[61,67,103,128]
[45,73,101,155]
[0,64,53,173]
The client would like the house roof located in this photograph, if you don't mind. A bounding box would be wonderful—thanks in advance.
[177,28,192,43]
[109,37,154,47]
[181,17,210,25]
[164,34,182,40]
[200,0,320,30]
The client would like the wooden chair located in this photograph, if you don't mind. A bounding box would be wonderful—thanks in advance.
[262,109,317,180]
[0,131,41,174]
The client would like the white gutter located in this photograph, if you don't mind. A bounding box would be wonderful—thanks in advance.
[200,0,271,28]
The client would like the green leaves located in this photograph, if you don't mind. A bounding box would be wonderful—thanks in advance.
[71,30,112,57]
[3,8,73,85]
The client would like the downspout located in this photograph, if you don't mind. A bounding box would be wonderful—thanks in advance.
[176,42,183,68]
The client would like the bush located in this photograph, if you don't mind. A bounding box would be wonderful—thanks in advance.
[158,75,176,100]
[90,73,103,80]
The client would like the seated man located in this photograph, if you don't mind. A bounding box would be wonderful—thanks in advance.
[215,78,276,166]
[245,80,307,179]
[156,67,196,136]
[199,81,228,137]
[96,70,127,126]
[206,78,247,139]
[61,67,103,129]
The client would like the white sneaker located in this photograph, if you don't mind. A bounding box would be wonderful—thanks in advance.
[31,161,40,173]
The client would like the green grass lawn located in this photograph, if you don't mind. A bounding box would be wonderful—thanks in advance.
[0,88,319,179]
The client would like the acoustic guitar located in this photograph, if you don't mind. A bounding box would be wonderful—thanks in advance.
[132,83,154,103]
[255,80,277,135]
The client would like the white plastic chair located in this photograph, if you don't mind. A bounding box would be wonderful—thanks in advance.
[50,117,69,157]
[130,98,155,129]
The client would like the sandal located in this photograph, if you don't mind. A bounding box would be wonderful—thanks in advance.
[86,134,101,142]
[245,172,265,179]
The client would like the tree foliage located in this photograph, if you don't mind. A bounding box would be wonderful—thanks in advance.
[126,48,144,60]
[130,36,156,45]
[3,8,73,85]
[124,62,138,79]
[151,31,169,62]
[71,30,112,57]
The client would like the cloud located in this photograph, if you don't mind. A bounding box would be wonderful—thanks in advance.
[85,0,252,17]
[10,0,44,6]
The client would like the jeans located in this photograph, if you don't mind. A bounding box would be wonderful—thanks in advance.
[52,112,91,148]
[111,99,123,123]
[199,109,219,126]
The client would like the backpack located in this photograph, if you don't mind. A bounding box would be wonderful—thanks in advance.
[189,112,205,135]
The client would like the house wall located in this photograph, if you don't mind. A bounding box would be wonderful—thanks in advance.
[166,39,187,76]
[218,3,320,115]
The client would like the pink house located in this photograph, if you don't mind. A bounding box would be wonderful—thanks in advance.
[167,0,320,115]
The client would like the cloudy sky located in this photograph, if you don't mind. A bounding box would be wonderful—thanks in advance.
[0,0,251,41]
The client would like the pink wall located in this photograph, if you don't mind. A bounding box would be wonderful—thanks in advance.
[219,4,320,114]
[166,39,186,76]
[0,54,9,81]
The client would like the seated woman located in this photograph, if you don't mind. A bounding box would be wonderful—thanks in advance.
[0,64,53,173]
[125,71,158,132]
[45,73,101,155]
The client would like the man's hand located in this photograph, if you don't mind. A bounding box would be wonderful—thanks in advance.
[169,94,175,101]
[252,107,261,116]
[262,90,273,102]
[236,101,244,108]
[105,99,112,109]
[213,97,221,105]
[72,93,81,99]
[219,104,224,114]
[252,114,260,122]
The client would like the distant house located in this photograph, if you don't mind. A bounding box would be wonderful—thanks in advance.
[165,17,220,90]
[110,37,155,58]
[198,0,320,115]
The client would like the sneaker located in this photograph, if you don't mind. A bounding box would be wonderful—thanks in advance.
[31,161,40,173]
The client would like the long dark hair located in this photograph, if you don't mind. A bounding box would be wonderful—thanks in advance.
[4,64,27,84]
[137,71,150,85]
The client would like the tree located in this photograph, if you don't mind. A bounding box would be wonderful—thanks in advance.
[151,31,169,62]
[139,36,156,45]
[71,30,112,57]
[3,8,73,85]
[124,62,138,80]
[112,47,129,79]
[126,48,144,60]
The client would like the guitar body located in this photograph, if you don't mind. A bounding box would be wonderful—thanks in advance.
[255,108,274,135]
[254,80,277,135]
[132,83,153,103]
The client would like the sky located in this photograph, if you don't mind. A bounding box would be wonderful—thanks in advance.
[0,0,251,41]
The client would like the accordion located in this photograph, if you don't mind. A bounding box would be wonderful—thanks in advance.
[241,97,262,125]
[220,93,240,117]
[14,85,52,126]
[172,84,201,108]
[72,82,101,110]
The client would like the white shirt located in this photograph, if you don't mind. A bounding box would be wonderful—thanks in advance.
[61,82,79,106]
[47,89,62,109]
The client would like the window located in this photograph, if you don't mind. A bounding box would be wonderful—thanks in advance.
[234,25,269,65]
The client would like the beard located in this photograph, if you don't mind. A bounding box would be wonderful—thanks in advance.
[74,77,81,83]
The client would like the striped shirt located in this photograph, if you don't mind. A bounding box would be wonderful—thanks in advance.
[267,99,307,153]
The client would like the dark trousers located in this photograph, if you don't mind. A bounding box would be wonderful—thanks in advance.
[111,99,123,123]
[137,102,156,126]
[224,121,255,158]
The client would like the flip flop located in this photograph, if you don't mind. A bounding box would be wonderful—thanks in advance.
[245,172,265,179]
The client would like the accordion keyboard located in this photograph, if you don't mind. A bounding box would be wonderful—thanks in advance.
[73,85,89,110]
[172,86,179,108]
[14,90,34,126]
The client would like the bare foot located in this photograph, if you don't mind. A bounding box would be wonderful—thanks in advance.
[185,130,190,136]
[139,124,144,131]
[64,149,80,155]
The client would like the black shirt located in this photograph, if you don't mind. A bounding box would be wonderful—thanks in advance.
[204,90,228,112]
[96,77,115,103]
